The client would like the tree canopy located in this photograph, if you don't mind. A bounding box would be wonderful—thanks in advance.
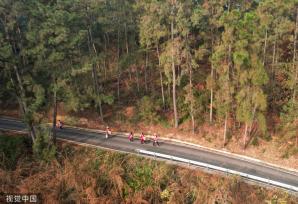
[0,0,297,150]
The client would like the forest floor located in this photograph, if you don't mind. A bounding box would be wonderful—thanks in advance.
[0,132,297,204]
[1,104,297,171]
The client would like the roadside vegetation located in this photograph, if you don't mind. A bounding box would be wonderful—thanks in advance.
[0,134,297,204]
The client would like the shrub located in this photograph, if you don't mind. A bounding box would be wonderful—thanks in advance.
[160,117,170,128]
[281,146,298,159]
[126,161,154,192]
[263,133,272,141]
[33,125,56,162]
[251,137,259,146]
[64,116,78,126]
[0,135,28,170]
[138,96,160,124]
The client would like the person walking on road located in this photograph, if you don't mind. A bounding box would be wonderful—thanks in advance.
[129,132,134,142]
[106,126,111,139]
[153,133,159,146]
[140,132,145,144]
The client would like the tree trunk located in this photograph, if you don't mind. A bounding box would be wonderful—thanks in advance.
[13,65,36,142]
[52,78,57,144]
[87,25,104,121]
[190,65,195,134]
[293,9,298,148]
[243,123,248,149]
[4,17,36,141]
[186,36,195,133]
[117,28,121,101]
[12,23,37,142]
[168,83,171,104]
[210,66,214,123]
[271,36,277,112]
[223,112,228,147]
[227,0,231,12]
[171,11,178,128]
[157,44,165,110]
[272,37,277,77]
[263,28,268,66]
[292,8,298,104]
[248,104,257,138]
[92,62,103,121]
[144,47,148,93]
[13,66,27,112]
[210,35,214,123]
[104,33,107,80]
[124,22,132,81]
[136,65,140,93]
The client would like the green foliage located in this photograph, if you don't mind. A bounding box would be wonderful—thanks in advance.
[127,164,154,191]
[251,137,259,146]
[64,90,81,112]
[280,100,298,146]
[33,126,56,162]
[193,89,209,123]
[101,94,114,105]
[281,101,298,127]
[281,146,298,159]
[29,84,46,113]
[64,116,78,126]
[257,113,267,135]
[0,0,297,151]
[159,117,171,128]
[138,96,160,124]
[0,135,28,170]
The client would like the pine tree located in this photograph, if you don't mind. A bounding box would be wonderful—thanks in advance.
[233,11,268,148]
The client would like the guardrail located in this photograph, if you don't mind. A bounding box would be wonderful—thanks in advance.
[136,149,298,192]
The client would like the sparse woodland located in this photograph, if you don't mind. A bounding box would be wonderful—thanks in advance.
[0,1,298,155]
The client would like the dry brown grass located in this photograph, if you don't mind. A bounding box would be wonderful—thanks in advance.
[0,140,297,204]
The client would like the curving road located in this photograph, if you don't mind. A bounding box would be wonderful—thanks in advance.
[0,117,297,192]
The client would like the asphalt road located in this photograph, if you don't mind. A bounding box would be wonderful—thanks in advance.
[0,117,297,191]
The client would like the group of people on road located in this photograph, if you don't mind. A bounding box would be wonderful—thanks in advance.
[128,131,160,146]
[107,126,160,146]
[57,121,160,146]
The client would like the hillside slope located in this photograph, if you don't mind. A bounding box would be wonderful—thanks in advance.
[0,134,297,204]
